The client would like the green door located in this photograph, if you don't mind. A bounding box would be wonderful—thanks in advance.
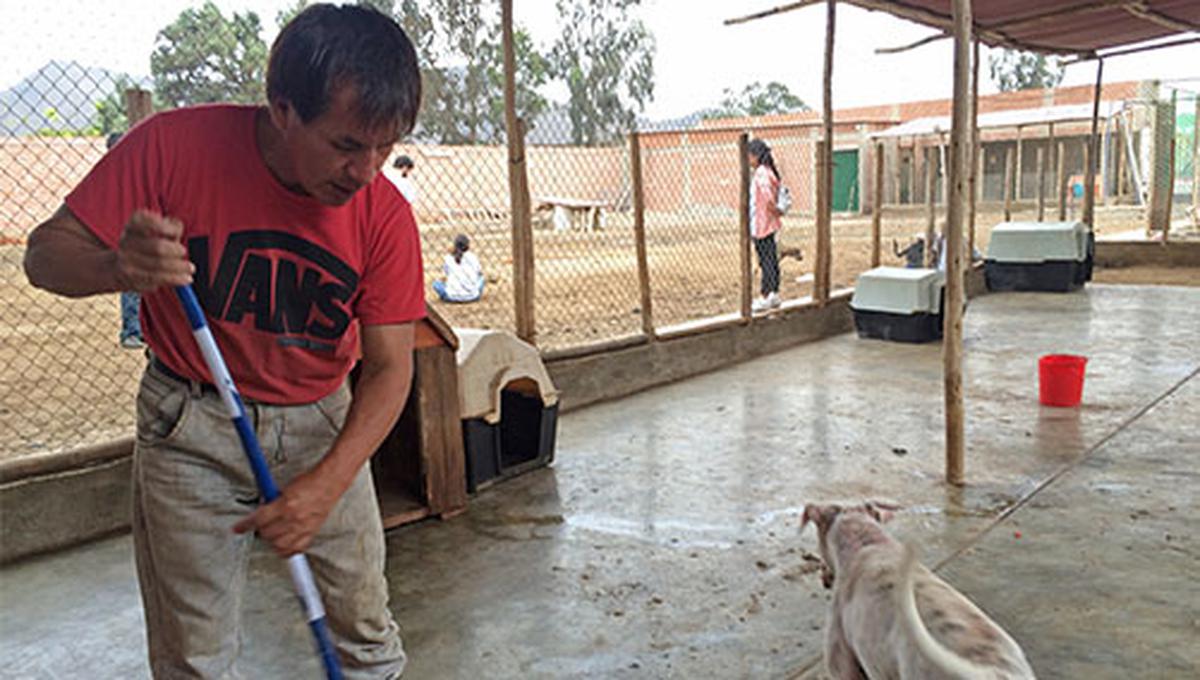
[832,149,860,212]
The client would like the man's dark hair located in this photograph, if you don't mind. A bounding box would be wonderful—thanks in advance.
[267,4,421,135]
[393,154,414,170]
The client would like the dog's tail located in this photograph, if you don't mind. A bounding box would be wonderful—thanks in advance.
[897,544,988,680]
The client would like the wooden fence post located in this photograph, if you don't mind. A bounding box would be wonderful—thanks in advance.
[739,133,752,321]
[1036,146,1047,221]
[1013,126,1024,201]
[1193,97,1199,228]
[1056,140,1068,221]
[944,0,971,487]
[1003,146,1014,222]
[815,0,836,304]
[925,147,937,267]
[502,0,535,342]
[123,88,153,126]
[630,131,654,338]
[1084,60,1104,231]
[871,142,884,268]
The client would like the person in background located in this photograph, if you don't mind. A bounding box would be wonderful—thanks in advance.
[109,132,146,349]
[747,138,783,312]
[432,234,484,303]
[391,154,417,204]
[892,234,926,269]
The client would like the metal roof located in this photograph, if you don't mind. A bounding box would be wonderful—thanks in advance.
[870,101,1123,137]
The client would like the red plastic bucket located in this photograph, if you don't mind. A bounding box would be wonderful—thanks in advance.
[1039,354,1088,407]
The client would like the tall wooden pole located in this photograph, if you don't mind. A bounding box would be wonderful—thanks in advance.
[1056,140,1068,221]
[123,88,154,126]
[872,142,884,268]
[1036,146,1047,221]
[502,0,535,342]
[968,37,980,259]
[1165,89,1178,242]
[1115,117,1126,201]
[1014,126,1024,202]
[739,133,752,321]
[1083,59,1103,230]
[1003,146,1014,222]
[925,147,937,267]
[1193,97,1199,228]
[815,0,836,303]
[944,0,971,487]
[630,131,654,338]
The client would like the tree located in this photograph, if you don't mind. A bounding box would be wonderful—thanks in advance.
[91,77,132,136]
[550,0,655,146]
[704,81,809,120]
[151,1,267,109]
[277,0,547,145]
[405,1,548,144]
[988,49,1064,92]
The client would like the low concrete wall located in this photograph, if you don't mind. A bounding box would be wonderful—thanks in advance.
[0,457,131,563]
[1095,240,1200,268]
[548,293,856,413]
[549,263,987,414]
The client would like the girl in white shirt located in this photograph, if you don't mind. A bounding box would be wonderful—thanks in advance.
[433,234,485,303]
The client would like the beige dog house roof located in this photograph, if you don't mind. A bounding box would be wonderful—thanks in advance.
[455,329,559,424]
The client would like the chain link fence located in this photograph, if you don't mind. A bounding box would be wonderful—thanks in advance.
[4,4,1193,464]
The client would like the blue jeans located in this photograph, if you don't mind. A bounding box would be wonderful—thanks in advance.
[121,291,143,341]
[432,279,484,303]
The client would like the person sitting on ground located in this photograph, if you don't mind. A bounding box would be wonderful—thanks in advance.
[892,234,926,269]
[391,154,417,204]
[433,234,484,303]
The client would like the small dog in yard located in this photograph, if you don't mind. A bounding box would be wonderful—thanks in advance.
[802,503,1036,679]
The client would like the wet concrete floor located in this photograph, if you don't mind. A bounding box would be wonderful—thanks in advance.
[1,284,1197,679]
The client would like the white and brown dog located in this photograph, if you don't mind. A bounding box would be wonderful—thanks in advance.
[802,503,1036,679]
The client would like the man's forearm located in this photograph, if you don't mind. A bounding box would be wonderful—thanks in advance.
[25,224,122,297]
[314,355,413,498]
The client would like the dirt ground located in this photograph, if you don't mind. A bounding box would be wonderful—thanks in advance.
[0,205,1171,461]
[1091,265,1200,286]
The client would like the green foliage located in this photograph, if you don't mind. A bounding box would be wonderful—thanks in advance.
[91,77,132,136]
[151,1,267,108]
[550,0,655,146]
[703,81,809,120]
[988,49,1064,93]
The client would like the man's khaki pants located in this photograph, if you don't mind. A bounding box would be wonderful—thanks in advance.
[132,361,406,679]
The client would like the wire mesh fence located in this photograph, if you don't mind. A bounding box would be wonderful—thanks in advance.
[2,2,1195,464]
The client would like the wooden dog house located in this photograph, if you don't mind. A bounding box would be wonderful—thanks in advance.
[365,304,468,528]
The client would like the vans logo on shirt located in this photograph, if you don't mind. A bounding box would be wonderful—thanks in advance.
[188,231,359,347]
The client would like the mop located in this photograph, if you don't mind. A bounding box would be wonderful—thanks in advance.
[174,285,343,680]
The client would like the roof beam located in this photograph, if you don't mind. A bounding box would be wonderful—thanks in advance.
[1123,3,1200,33]
[724,0,822,25]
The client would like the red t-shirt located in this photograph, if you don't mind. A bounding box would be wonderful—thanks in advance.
[66,104,425,404]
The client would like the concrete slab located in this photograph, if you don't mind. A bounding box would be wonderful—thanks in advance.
[1,285,1197,679]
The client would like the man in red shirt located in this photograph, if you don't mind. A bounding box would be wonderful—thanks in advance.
[24,5,422,678]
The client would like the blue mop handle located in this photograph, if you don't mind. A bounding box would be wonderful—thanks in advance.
[174,285,343,680]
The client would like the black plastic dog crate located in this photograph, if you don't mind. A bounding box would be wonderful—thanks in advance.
[853,307,944,343]
[462,388,558,493]
[985,221,1093,293]
[850,267,946,344]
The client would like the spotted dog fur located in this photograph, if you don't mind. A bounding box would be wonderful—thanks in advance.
[802,503,1036,680]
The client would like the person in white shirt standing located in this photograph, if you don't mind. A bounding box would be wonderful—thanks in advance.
[433,234,485,303]
[392,154,418,205]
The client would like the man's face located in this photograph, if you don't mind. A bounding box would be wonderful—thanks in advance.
[272,86,400,206]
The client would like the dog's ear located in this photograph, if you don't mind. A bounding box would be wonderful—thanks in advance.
[802,504,840,534]
[864,500,900,523]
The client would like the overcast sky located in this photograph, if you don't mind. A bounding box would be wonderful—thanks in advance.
[2,0,1198,119]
